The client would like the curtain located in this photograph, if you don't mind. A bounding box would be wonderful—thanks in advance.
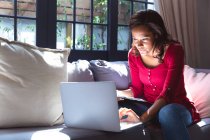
[154,0,200,67]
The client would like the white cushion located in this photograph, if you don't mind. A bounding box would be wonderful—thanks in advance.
[184,65,210,118]
[0,37,70,128]
[67,60,94,82]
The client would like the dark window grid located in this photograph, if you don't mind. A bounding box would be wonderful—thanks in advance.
[56,5,90,23]
[120,0,154,14]
[90,0,93,51]
[92,0,108,51]
[56,20,108,50]
[133,1,154,5]
[0,8,37,20]
[0,1,36,17]
[14,0,17,40]
[118,0,154,25]
[121,0,154,5]
[131,1,147,14]
[73,0,76,50]
[118,1,149,26]
[2,0,153,59]
[0,15,36,20]
[117,0,154,51]
[57,0,153,60]
[56,0,109,51]
[125,0,154,4]
[0,0,37,41]
[56,20,108,25]
[0,10,36,17]
[17,0,37,15]
[117,1,132,52]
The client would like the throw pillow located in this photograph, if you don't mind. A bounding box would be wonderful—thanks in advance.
[90,60,131,90]
[0,37,70,128]
[184,65,210,118]
[67,60,94,82]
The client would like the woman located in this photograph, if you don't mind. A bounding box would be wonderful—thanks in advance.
[117,10,200,140]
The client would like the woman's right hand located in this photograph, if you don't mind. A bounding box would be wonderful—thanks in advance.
[119,107,140,123]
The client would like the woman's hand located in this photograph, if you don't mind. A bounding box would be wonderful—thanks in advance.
[119,107,140,123]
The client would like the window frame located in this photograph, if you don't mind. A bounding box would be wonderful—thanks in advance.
[0,0,37,43]
[0,0,154,62]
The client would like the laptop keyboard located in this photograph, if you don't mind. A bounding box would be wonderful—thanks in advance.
[120,122,142,130]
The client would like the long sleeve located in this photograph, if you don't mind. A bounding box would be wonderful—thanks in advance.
[156,44,185,102]
[128,44,200,123]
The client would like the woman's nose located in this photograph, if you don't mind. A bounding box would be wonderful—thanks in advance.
[136,44,144,49]
[136,40,143,46]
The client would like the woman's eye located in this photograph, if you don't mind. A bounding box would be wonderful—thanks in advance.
[133,39,138,42]
[142,37,149,42]
[142,39,147,42]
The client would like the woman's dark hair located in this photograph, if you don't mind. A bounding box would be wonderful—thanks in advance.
[129,10,174,63]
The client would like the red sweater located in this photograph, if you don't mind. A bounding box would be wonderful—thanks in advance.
[128,43,200,123]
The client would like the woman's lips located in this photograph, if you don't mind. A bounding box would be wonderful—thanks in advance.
[137,48,147,54]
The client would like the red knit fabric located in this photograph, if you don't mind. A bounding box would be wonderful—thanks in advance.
[128,43,200,123]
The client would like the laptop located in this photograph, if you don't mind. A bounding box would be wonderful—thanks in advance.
[60,81,142,132]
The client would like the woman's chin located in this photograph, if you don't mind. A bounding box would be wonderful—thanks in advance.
[139,51,147,55]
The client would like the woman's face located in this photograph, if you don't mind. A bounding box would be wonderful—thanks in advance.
[131,25,154,56]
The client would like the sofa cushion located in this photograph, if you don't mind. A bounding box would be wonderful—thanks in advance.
[67,60,94,82]
[90,60,131,90]
[0,37,70,128]
[184,65,210,118]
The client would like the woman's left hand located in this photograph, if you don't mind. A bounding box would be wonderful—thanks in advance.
[119,107,140,123]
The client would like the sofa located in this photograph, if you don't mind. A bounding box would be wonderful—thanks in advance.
[1,38,210,140]
[66,60,210,140]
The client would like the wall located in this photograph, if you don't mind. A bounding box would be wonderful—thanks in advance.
[197,0,210,68]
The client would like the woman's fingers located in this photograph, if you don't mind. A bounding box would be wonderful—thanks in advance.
[119,108,140,123]
[119,107,128,118]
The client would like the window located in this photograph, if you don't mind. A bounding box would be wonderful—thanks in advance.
[56,0,108,51]
[0,0,36,45]
[118,0,155,51]
[0,0,154,61]
[55,0,154,61]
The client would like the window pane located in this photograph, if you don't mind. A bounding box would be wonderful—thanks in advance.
[17,19,36,45]
[56,22,73,49]
[147,4,154,10]
[0,17,14,40]
[76,0,91,23]
[93,0,108,24]
[57,0,74,21]
[75,24,91,50]
[0,0,14,16]
[93,25,107,50]
[148,0,154,2]
[117,26,130,51]
[118,0,131,25]
[133,2,146,13]
[17,0,36,18]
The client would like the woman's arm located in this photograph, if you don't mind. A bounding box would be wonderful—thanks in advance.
[140,98,166,122]
[119,98,166,123]
[156,44,185,102]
